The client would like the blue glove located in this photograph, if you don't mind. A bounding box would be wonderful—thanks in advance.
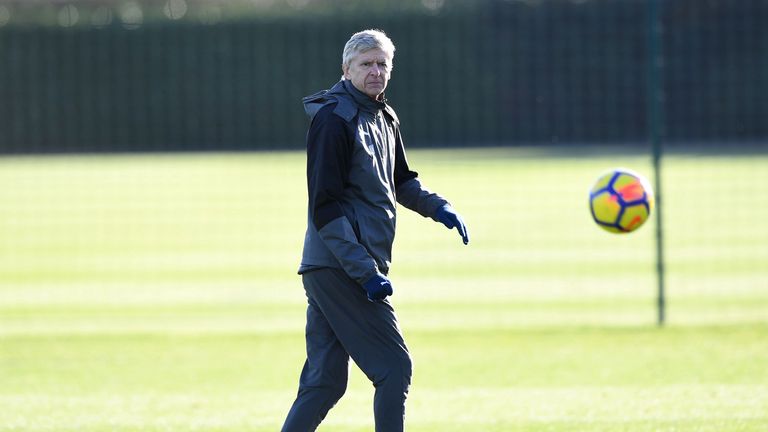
[362,273,393,302]
[435,204,470,245]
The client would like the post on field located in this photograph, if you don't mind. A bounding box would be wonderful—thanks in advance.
[648,0,666,326]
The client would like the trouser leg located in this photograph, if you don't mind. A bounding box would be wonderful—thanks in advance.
[281,296,350,432]
[302,268,412,432]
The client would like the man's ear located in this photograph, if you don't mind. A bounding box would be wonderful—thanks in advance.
[341,64,350,79]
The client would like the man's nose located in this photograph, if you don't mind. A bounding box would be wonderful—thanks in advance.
[370,64,381,76]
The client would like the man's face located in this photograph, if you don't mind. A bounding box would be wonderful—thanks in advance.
[343,48,392,100]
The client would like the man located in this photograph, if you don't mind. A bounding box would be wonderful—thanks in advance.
[282,29,469,432]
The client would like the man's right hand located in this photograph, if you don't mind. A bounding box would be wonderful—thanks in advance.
[362,273,393,302]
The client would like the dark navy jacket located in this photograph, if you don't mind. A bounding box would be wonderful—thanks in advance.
[298,80,448,284]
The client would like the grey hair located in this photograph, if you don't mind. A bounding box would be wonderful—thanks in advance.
[341,29,395,69]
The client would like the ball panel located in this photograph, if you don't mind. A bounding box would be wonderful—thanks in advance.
[613,173,645,202]
[590,189,622,224]
[619,203,650,232]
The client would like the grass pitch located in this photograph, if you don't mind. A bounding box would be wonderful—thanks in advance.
[1,148,767,431]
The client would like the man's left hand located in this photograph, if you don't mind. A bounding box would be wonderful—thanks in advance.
[435,204,470,245]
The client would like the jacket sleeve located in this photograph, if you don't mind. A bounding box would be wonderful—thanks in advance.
[393,126,449,220]
[307,104,379,284]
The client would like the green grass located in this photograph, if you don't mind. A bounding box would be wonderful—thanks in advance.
[1,148,767,431]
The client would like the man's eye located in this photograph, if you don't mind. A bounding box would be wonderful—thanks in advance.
[362,62,371,66]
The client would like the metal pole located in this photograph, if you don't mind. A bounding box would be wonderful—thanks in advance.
[648,0,666,326]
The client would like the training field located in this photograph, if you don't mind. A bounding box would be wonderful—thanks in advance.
[1,148,767,431]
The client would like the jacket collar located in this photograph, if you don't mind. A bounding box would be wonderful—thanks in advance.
[303,80,399,124]
[338,80,387,114]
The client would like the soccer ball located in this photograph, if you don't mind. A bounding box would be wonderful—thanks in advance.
[589,168,654,233]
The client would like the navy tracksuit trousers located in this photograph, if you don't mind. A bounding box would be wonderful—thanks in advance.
[281,267,412,432]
